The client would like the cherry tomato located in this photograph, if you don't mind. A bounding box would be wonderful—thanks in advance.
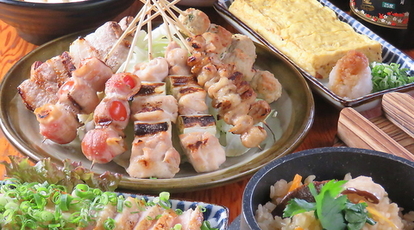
[81,128,125,164]
[109,100,127,121]
[123,74,137,89]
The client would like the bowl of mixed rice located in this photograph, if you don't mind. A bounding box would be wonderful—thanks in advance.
[237,147,414,230]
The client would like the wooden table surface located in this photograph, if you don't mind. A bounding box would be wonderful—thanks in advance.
[0,1,413,225]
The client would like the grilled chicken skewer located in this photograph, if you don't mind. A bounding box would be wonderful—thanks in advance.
[127,81,181,178]
[81,72,141,164]
[18,16,135,145]
[29,57,113,144]
[17,0,283,178]
[165,42,226,173]
[178,8,282,148]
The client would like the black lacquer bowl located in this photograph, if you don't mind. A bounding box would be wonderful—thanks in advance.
[0,0,136,45]
[235,147,414,230]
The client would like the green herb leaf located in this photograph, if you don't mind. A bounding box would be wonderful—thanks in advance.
[283,198,316,217]
[344,202,376,230]
[283,179,376,230]
[314,181,347,230]
[371,62,414,92]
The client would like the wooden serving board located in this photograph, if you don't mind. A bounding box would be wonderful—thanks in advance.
[336,92,414,161]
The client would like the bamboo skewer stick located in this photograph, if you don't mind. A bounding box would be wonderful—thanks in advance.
[121,0,152,73]
[140,0,184,16]
[105,0,182,63]
[158,0,192,36]
[382,92,414,139]
[104,4,147,62]
[337,107,414,161]
[151,0,192,51]
[147,10,153,60]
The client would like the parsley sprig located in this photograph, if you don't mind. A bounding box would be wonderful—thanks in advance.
[283,180,376,230]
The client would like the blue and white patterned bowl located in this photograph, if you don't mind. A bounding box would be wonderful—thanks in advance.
[0,181,229,229]
[214,0,414,111]
[125,193,230,230]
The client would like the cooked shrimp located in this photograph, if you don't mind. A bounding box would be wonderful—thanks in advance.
[328,50,373,99]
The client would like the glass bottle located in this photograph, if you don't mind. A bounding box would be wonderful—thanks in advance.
[349,0,414,49]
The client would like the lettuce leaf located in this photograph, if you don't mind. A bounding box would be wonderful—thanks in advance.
[2,156,122,192]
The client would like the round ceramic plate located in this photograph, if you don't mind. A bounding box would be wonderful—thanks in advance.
[0,31,314,193]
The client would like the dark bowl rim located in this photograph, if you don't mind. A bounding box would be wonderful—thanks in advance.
[0,0,123,8]
[241,146,414,229]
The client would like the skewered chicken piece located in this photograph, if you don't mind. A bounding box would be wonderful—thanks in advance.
[81,72,141,164]
[128,121,181,178]
[179,8,282,102]
[188,50,270,148]
[178,8,279,148]
[32,57,113,144]
[165,43,226,172]
[167,74,226,172]
[134,57,170,82]
[127,79,180,178]
[165,41,192,76]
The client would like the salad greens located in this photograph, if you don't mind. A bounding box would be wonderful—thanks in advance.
[118,23,182,73]
[2,156,122,192]
[371,62,414,92]
[0,157,219,230]
[283,180,376,230]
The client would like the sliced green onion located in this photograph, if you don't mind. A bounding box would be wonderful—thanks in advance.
[104,218,116,230]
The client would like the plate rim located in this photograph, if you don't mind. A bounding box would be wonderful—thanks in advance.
[0,28,315,193]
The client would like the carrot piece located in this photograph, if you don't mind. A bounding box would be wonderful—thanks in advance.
[294,227,304,230]
[365,206,400,229]
[288,174,303,192]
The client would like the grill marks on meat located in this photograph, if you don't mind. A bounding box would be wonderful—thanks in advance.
[17,51,75,111]
[165,45,226,173]
[127,81,181,179]
[81,72,142,164]
[180,10,273,148]
[32,57,113,144]
[17,17,133,145]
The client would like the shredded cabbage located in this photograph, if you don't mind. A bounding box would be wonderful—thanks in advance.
[118,23,183,73]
